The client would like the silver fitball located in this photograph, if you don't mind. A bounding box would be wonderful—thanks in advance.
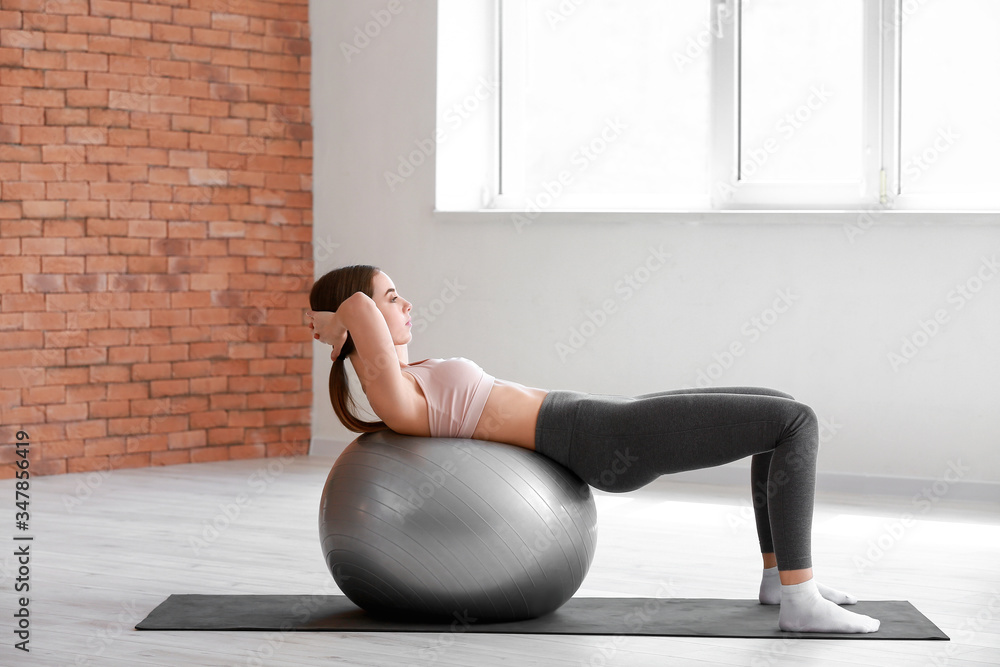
[319,430,598,621]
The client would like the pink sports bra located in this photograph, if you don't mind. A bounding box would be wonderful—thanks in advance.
[401,357,496,438]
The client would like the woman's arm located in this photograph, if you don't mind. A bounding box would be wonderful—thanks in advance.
[308,292,417,428]
[306,307,349,350]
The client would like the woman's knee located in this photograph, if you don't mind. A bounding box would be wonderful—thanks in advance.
[785,401,819,449]
[789,400,817,426]
[771,399,818,441]
[770,401,819,473]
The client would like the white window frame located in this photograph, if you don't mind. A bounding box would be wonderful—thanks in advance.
[709,0,882,210]
[434,0,1000,216]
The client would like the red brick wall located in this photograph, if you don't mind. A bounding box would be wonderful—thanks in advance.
[0,0,313,477]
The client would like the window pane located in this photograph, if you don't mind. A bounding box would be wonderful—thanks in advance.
[522,0,711,201]
[900,1,1000,195]
[740,0,865,183]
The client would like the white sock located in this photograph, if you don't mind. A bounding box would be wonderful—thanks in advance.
[758,566,858,605]
[778,579,880,633]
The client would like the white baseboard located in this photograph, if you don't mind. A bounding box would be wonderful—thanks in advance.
[310,438,1000,504]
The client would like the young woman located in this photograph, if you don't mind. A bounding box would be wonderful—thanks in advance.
[307,264,880,634]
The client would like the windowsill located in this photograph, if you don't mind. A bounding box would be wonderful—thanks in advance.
[433,209,1000,226]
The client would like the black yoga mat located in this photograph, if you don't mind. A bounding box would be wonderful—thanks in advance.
[136,595,948,640]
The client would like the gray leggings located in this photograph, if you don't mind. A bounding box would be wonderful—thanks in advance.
[533,387,818,571]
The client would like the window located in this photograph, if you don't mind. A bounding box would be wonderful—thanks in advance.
[897,0,1000,208]
[499,0,712,210]
[435,0,1000,212]
[729,0,873,208]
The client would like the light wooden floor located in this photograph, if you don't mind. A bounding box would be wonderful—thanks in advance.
[2,455,998,667]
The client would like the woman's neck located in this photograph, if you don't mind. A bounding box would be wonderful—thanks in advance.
[348,346,409,369]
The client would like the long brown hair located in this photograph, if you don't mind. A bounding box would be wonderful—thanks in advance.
[309,264,389,433]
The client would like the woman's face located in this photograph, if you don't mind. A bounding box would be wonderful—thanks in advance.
[370,271,412,346]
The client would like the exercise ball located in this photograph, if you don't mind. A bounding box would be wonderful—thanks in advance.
[318,430,598,621]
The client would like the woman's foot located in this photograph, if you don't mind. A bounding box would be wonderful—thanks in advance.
[777,579,880,633]
[758,566,857,605]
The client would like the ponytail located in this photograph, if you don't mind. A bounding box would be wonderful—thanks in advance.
[329,350,388,433]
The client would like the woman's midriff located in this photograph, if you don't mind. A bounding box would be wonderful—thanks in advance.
[388,371,548,449]
[471,380,549,450]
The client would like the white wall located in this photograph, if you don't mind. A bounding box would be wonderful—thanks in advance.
[309,1,1000,499]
